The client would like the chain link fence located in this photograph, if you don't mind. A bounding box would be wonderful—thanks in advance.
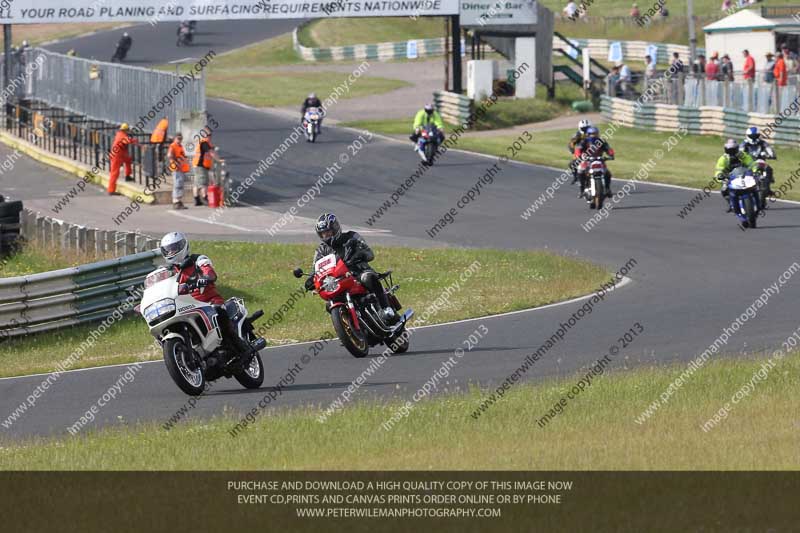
[5,47,205,129]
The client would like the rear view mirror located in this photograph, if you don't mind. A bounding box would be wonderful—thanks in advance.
[292,268,304,279]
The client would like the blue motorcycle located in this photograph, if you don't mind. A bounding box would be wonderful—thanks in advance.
[726,167,760,229]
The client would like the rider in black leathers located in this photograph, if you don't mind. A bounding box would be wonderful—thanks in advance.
[739,126,775,197]
[305,213,397,323]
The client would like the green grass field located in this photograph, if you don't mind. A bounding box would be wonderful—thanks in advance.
[297,17,446,48]
[3,351,796,470]
[0,241,609,378]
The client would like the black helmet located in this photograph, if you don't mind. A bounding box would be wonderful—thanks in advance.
[316,213,342,246]
[424,103,434,115]
[724,138,739,157]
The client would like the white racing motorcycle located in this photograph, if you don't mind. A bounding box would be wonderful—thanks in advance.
[303,106,323,143]
[138,267,267,395]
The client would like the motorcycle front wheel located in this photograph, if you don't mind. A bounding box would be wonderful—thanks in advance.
[331,307,369,358]
[388,331,410,354]
[235,352,265,389]
[163,338,206,396]
[743,194,757,229]
[424,143,435,166]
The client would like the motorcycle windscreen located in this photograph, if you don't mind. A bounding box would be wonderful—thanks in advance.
[144,267,174,289]
[314,253,337,276]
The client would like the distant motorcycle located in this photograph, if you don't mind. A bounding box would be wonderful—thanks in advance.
[726,167,760,229]
[303,107,322,143]
[416,125,440,166]
[111,34,132,62]
[177,23,194,46]
[579,156,612,210]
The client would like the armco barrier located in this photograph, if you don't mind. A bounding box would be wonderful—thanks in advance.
[0,249,162,339]
[293,26,446,62]
[19,208,161,257]
[294,26,699,66]
[434,91,474,127]
[600,95,800,147]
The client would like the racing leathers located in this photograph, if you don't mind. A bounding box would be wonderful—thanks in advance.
[170,254,250,354]
[715,151,756,210]
[301,96,324,123]
[740,139,775,194]
[568,130,587,184]
[574,137,615,197]
[306,231,391,312]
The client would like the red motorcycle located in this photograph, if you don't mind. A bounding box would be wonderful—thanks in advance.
[293,254,413,357]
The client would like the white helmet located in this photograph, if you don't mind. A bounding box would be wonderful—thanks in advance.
[160,232,189,266]
[578,119,592,133]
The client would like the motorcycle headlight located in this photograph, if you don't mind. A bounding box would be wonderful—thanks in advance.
[144,299,176,323]
[321,276,339,292]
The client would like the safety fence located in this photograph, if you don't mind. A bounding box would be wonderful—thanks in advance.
[557,36,703,66]
[294,27,700,67]
[4,99,169,188]
[433,91,474,127]
[293,27,448,61]
[600,95,800,147]
[0,206,161,339]
[683,78,799,115]
[5,48,205,129]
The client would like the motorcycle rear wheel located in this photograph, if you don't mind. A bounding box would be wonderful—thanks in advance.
[163,338,206,396]
[331,307,369,358]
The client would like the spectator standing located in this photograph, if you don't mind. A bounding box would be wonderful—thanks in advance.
[563,0,578,19]
[706,52,720,80]
[607,66,621,96]
[780,44,798,73]
[742,49,755,81]
[644,54,657,77]
[619,62,632,97]
[692,54,707,78]
[763,52,775,83]
[773,51,788,86]
[721,0,732,10]
[670,52,684,75]
[720,54,734,81]
[630,3,640,19]
[168,133,190,210]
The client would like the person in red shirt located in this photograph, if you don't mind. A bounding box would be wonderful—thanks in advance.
[773,52,788,86]
[705,52,720,81]
[742,49,756,80]
[108,123,138,195]
[159,232,251,354]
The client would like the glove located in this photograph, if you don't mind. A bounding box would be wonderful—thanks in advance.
[304,275,315,292]
[196,278,210,288]
[715,174,725,182]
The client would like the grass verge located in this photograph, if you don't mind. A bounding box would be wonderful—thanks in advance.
[341,83,584,133]
[297,17,444,48]
[200,33,409,107]
[453,124,800,201]
[2,352,797,469]
[0,241,609,378]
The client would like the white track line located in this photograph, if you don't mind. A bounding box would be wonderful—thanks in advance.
[0,277,632,382]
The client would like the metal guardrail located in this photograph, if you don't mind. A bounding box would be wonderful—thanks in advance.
[0,206,164,338]
[0,248,162,338]
[600,95,800,147]
[433,90,474,127]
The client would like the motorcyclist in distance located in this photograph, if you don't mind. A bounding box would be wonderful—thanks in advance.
[715,138,756,212]
[410,103,445,149]
[740,126,775,197]
[305,213,398,324]
[574,126,615,198]
[159,232,251,354]
[301,93,324,130]
[569,119,593,186]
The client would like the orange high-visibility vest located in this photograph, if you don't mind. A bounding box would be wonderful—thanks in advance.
[192,139,214,169]
[150,118,169,143]
[168,141,190,173]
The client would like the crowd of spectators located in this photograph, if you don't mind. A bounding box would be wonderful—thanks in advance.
[686,44,797,86]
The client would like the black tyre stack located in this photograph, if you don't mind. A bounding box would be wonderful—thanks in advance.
[0,196,22,259]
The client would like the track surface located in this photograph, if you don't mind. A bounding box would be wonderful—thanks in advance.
[2,24,800,439]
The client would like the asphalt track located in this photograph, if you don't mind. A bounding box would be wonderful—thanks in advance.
[2,23,800,439]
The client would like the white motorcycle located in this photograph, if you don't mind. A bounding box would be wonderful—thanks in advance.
[303,107,322,143]
[138,267,267,395]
